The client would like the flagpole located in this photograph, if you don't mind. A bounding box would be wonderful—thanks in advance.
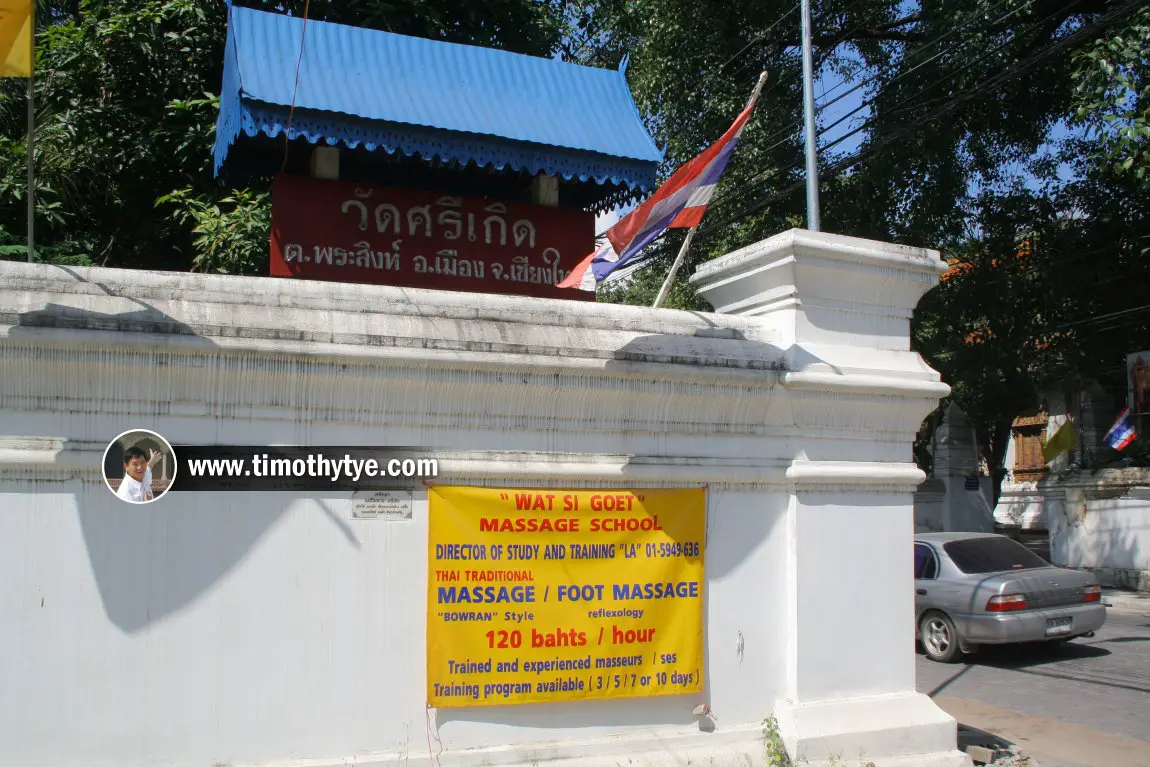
[651,71,767,309]
[25,14,33,263]
[651,227,697,309]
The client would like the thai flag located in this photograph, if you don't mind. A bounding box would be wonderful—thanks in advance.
[558,93,761,291]
[1104,407,1136,451]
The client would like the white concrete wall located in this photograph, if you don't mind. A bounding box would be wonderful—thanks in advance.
[913,404,994,534]
[0,229,970,767]
[914,479,946,533]
[915,478,996,534]
[0,481,791,766]
[1045,469,1150,592]
[993,431,1049,530]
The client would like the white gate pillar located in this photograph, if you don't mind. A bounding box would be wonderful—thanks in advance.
[691,229,970,767]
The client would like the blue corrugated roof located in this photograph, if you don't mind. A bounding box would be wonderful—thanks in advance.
[213,5,662,202]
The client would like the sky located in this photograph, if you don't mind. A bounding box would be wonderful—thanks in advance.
[594,52,874,235]
[594,3,1082,237]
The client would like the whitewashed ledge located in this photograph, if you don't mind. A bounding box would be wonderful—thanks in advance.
[0,236,945,385]
[0,260,782,369]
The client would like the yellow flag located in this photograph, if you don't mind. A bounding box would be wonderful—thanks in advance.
[0,0,32,78]
[1042,420,1079,463]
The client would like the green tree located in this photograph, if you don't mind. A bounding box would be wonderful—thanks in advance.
[908,4,1150,484]
[570,0,1142,278]
[0,0,566,271]
[577,0,1147,489]
[1069,4,1150,187]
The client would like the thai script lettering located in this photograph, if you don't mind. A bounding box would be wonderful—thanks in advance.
[283,242,570,285]
[339,189,537,249]
[282,241,402,271]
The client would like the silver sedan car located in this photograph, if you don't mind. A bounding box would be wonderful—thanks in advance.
[914,532,1107,663]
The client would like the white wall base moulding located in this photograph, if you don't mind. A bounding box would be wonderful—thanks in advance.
[773,692,972,767]
[226,723,772,767]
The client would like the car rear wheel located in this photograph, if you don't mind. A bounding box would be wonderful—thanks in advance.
[920,612,962,663]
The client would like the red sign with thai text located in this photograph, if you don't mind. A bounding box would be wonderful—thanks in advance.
[270,175,595,301]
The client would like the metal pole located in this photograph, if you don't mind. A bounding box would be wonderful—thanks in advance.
[800,0,820,232]
[651,228,697,309]
[25,25,34,263]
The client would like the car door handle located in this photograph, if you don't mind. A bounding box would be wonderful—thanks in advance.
[916,589,927,595]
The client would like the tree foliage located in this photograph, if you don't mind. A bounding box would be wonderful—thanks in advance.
[1070,4,1150,185]
[570,0,1148,484]
[0,0,566,271]
[908,5,1150,479]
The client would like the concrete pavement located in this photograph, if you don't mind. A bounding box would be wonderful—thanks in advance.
[938,696,1149,767]
[918,606,1150,767]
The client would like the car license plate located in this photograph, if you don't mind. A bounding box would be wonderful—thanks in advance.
[1045,617,1073,636]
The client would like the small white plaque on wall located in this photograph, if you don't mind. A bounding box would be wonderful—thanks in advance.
[351,490,414,520]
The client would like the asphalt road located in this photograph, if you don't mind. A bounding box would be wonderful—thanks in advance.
[917,606,1150,767]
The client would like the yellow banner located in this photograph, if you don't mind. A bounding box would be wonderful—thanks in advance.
[0,0,32,78]
[427,486,705,707]
[1042,420,1079,463]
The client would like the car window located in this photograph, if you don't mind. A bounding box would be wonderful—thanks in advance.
[914,543,938,580]
[942,536,1049,574]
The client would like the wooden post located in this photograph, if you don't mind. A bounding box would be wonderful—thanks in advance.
[531,173,559,207]
[26,52,34,262]
[310,146,339,180]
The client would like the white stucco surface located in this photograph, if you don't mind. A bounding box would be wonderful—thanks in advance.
[991,416,1149,591]
[994,431,1051,530]
[1045,469,1150,592]
[0,229,969,766]
[914,405,994,534]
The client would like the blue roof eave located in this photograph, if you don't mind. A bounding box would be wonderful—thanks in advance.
[212,97,660,200]
[211,5,665,202]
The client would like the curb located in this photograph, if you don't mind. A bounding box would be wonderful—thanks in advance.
[958,724,1040,766]
[1101,590,1150,612]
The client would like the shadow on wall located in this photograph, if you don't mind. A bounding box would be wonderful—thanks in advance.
[602,313,793,374]
[73,492,359,634]
[10,266,790,643]
[8,267,364,633]
[6,266,218,347]
[68,486,354,634]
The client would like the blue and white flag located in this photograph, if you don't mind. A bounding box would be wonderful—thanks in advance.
[1104,407,1136,451]
[558,77,764,291]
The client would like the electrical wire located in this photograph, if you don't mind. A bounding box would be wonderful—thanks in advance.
[1046,304,1150,333]
[627,0,879,207]
[703,0,1053,214]
[750,0,1031,154]
[815,0,1039,119]
[723,0,876,84]
[621,0,1004,226]
[592,2,807,237]
[279,0,312,175]
[714,1,802,74]
[816,0,1086,158]
[694,0,1143,239]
